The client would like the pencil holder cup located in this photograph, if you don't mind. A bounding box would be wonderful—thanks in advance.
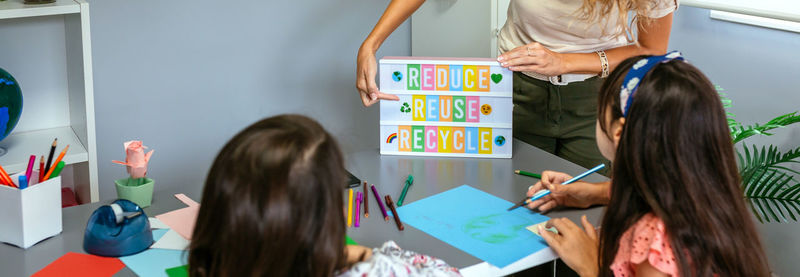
[0,171,63,249]
[115,178,154,208]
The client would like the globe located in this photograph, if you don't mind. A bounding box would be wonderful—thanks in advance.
[0,67,23,142]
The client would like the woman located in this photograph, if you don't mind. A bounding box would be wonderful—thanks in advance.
[356,0,676,170]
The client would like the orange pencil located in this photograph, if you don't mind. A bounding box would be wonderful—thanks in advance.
[42,145,69,181]
[0,165,17,188]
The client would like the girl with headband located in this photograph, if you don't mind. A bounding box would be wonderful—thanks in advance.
[529,53,770,276]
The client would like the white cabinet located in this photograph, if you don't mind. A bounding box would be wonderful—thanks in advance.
[411,0,510,58]
[0,0,98,203]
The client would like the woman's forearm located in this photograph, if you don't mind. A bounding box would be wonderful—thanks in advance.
[360,0,426,53]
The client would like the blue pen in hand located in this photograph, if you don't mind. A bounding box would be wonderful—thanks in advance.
[507,164,605,211]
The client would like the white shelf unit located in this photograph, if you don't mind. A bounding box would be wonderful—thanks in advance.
[0,0,98,203]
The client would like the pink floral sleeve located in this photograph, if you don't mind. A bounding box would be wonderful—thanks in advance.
[338,241,462,277]
[610,213,679,277]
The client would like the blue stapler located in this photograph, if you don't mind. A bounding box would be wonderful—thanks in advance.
[83,199,154,257]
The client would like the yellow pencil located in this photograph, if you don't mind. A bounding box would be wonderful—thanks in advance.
[347,188,354,227]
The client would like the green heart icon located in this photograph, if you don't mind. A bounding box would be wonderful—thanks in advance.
[491,73,503,84]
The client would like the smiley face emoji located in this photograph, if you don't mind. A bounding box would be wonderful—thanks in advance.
[480,104,492,115]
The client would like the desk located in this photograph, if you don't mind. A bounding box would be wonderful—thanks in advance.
[344,140,606,276]
[0,139,606,276]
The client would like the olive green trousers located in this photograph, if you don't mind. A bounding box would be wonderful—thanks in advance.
[512,72,609,174]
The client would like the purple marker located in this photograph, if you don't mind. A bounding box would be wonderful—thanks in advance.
[371,185,389,221]
[355,192,362,227]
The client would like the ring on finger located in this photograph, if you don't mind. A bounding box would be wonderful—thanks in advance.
[526,46,532,56]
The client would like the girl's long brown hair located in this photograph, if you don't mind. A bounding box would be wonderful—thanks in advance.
[188,114,347,277]
[597,56,771,276]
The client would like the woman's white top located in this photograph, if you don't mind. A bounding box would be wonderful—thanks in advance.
[498,0,678,81]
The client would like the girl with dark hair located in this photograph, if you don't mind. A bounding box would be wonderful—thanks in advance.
[527,53,771,276]
[188,114,461,276]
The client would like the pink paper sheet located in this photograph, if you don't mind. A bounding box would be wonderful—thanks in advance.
[155,194,199,240]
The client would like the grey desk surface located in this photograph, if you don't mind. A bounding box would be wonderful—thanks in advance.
[0,140,606,276]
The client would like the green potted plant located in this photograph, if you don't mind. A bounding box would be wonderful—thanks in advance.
[721,87,800,223]
[113,141,155,207]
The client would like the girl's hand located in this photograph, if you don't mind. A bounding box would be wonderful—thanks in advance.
[345,245,373,266]
[356,47,399,107]
[526,171,607,212]
[497,42,565,76]
[539,215,599,277]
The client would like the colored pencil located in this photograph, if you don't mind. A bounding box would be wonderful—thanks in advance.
[347,188,353,227]
[397,174,413,207]
[43,145,69,181]
[371,184,389,221]
[363,181,369,218]
[514,170,542,179]
[38,155,44,184]
[25,155,36,182]
[0,165,16,188]
[508,164,606,211]
[355,192,362,228]
[44,138,57,176]
[384,195,405,231]
[50,161,65,179]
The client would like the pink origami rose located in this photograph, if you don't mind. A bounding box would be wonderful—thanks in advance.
[112,140,154,179]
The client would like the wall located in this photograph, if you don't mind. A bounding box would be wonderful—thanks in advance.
[669,6,800,277]
[86,0,409,200]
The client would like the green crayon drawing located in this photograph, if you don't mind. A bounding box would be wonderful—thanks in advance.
[461,214,532,244]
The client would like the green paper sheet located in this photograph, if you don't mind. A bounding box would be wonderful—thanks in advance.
[345,235,357,245]
[165,265,188,277]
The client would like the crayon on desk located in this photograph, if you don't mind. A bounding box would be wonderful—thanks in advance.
[397,175,413,206]
[371,184,389,221]
[384,195,404,231]
[362,181,369,218]
[355,192,361,228]
[347,188,353,227]
[514,170,541,179]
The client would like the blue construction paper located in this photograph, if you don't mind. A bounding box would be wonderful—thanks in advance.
[153,229,168,241]
[120,229,186,277]
[397,185,550,268]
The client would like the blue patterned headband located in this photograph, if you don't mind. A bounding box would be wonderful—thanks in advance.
[619,51,685,117]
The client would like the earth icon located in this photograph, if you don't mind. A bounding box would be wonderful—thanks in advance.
[392,71,403,82]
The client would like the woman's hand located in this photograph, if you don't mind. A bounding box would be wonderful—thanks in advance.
[356,47,399,107]
[540,215,599,277]
[497,42,566,76]
[345,245,373,266]
[526,171,609,212]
